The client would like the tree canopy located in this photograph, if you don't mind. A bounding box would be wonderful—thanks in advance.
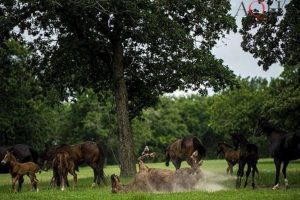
[240,0,300,69]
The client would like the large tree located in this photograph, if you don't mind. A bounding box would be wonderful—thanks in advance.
[240,0,300,69]
[2,0,237,176]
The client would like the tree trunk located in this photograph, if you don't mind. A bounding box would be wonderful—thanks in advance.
[111,37,137,176]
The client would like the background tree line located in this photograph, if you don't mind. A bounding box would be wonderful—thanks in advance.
[1,43,298,163]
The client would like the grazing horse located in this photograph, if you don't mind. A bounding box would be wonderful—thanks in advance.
[165,136,206,169]
[231,133,259,189]
[1,151,39,192]
[256,118,300,189]
[217,142,240,175]
[41,141,105,186]
[50,151,77,191]
[0,144,39,191]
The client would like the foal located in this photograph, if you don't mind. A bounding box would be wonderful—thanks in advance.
[217,142,240,175]
[50,151,77,191]
[1,151,39,192]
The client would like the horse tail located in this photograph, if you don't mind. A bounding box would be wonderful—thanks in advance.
[193,137,206,158]
[165,145,171,167]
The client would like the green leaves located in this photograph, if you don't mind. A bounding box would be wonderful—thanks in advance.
[240,0,300,69]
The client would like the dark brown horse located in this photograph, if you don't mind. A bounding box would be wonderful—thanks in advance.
[231,133,259,189]
[41,141,105,186]
[1,151,39,192]
[165,136,206,169]
[256,118,300,189]
[0,144,39,191]
[50,151,77,191]
[217,142,240,175]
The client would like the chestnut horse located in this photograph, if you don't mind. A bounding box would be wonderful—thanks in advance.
[0,144,39,191]
[256,118,300,189]
[1,151,39,192]
[41,141,105,186]
[50,151,77,191]
[165,136,206,169]
[217,142,240,175]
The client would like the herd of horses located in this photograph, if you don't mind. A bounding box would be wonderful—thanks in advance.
[0,118,300,193]
[0,141,106,192]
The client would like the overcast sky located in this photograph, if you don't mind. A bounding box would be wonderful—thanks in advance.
[212,0,284,80]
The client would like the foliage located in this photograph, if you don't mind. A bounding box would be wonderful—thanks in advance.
[240,0,300,69]
[262,64,300,131]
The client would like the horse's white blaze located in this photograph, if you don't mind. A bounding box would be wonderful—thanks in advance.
[1,154,8,164]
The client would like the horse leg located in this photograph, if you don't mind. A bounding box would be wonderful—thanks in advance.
[244,164,251,188]
[226,162,230,175]
[173,160,182,170]
[282,160,289,189]
[29,173,39,192]
[273,158,282,190]
[69,170,77,189]
[251,163,256,189]
[12,174,20,192]
[236,160,245,189]
[17,175,24,192]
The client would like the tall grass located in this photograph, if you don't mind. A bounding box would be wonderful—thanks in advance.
[0,159,299,200]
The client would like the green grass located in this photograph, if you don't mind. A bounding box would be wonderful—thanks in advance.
[0,159,300,199]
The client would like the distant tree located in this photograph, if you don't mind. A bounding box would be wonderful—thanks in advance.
[240,0,300,69]
[263,64,300,131]
[208,77,269,137]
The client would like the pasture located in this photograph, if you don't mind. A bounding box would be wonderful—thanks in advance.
[0,159,300,200]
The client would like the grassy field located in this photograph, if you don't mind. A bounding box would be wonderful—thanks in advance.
[0,159,300,199]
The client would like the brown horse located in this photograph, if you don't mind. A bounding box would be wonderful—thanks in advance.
[41,141,105,186]
[50,151,77,191]
[1,151,39,192]
[217,142,240,175]
[165,136,206,169]
[111,148,202,193]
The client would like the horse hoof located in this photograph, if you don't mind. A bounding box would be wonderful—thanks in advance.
[91,183,96,188]
[272,184,280,190]
[36,188,39,192]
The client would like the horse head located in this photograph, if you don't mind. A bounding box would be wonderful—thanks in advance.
[255,117,272,136]
[1,151,14,165]
[111,174,123,193]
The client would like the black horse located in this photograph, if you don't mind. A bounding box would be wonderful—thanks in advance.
[231,133,259,189]
[165,136,206,169]
[0,144,39,191]
[256,118,300,189]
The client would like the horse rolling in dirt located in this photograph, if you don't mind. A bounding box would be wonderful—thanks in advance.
[256,118,300,189]
[41,141,105,187]
[111,147,202,193]
[50,151,77,191]
[0,144,39,191]
[1,151,39,192]
[217,142,240,175]
[165,136,206,169]
[231,133,259,189]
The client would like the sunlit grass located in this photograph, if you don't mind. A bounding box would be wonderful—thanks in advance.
[0,159,299,199]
